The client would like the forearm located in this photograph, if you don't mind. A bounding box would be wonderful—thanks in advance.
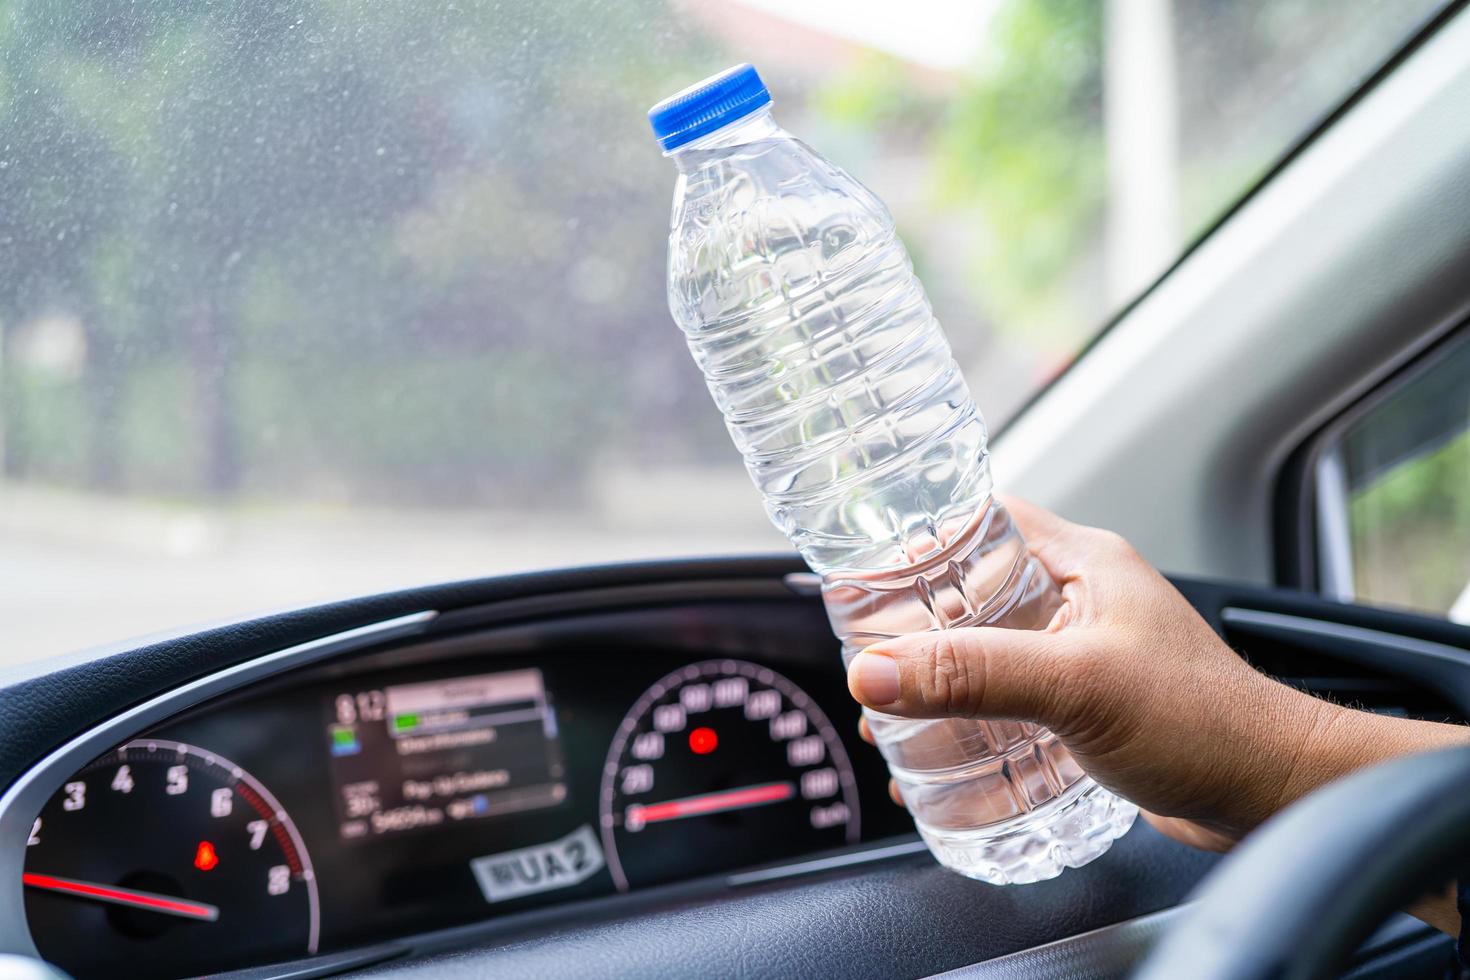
[1270,697,1470,808]
[1407,882,1458,936]
[1288,701,1470,935]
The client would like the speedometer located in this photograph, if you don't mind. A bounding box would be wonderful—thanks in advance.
[599,660,860,891]
[23,739,319,979]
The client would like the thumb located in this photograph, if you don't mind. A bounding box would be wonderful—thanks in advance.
[846,627,1080,725]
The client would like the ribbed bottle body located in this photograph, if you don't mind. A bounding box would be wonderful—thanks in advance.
[668,111,990,576]
[665,109,1135,882]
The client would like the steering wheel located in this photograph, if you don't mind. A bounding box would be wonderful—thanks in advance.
[1135,744,1470,979]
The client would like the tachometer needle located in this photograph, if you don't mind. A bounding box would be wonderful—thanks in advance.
[627,780,795,829]
[23,873,220,922]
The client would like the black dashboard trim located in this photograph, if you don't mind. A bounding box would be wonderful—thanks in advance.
[214,944,406,980]
[427,577,804,635]
[724,837,930,887]
[1221,607,1470,716]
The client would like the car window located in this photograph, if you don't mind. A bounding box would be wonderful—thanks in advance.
[1318,337,1470,622]
[0,0,1451,664]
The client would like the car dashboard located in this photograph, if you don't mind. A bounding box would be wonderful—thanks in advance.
[3,556,1465,979]
[11,572,915,978]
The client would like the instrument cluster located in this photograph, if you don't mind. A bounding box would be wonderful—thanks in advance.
[20,629,907,978]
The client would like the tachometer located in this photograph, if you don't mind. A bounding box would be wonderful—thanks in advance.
[599,660,859,891]
[23,739,319,979]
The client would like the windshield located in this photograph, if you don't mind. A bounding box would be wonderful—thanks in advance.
[0,0,1448,665]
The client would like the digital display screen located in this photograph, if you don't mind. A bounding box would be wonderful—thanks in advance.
[325,668,567,840]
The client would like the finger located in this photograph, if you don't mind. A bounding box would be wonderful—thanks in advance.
[858,716,874,745]
[847,626,1079,724]
[888,778,904,807]
[996,494,1091,582]
[995,494,1071,546]
[1140,811,1237,853]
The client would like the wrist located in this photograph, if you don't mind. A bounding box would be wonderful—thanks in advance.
[1171,674,1340,843]
[1216,677,1364,839]
[1274,694,1363,809]
[1224,682,1346,837]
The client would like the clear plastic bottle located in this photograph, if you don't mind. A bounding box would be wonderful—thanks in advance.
[649,65,1136,883]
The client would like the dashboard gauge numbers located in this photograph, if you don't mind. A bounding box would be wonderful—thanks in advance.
[599,660,860,891]
[23,740,319,979]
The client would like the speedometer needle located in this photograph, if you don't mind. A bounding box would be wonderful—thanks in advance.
[23,872,220,922]
[626,780,795,828]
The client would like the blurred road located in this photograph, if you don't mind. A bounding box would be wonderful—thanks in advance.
[0,471,787,671]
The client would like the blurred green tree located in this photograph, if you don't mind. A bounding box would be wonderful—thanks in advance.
[0,0,715,503]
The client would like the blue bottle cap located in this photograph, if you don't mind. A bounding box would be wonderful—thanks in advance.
[648,64,771,152]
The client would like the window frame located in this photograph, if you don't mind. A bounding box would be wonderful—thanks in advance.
[1277,321,1470,607]
[995,0,1467,447]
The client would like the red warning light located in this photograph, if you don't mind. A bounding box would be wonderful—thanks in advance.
[689,726,718,755]
[193,840,220,872]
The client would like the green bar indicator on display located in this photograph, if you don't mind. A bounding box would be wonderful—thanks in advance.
[392,713,420,733]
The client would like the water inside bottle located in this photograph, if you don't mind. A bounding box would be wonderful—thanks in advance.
[655,70,1136,882]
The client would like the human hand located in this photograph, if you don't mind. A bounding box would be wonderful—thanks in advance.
[846,497,1469,851]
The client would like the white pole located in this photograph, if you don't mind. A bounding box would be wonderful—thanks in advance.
[1103,0,1179,307]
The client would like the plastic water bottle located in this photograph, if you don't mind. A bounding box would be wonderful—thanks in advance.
[648,65,1137,884]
